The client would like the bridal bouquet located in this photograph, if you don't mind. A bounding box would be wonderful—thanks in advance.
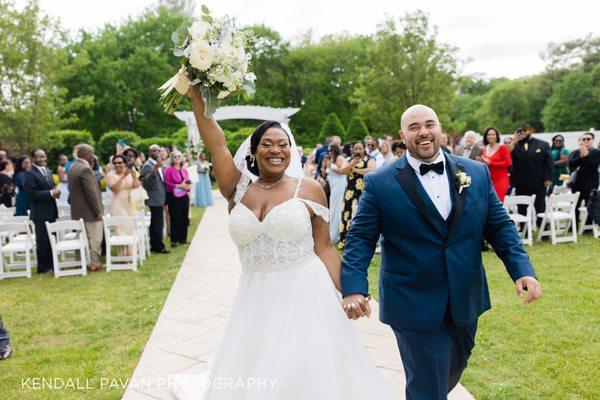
[158,5,256,116]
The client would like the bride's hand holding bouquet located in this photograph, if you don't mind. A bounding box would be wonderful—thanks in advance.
[158,5,256,117]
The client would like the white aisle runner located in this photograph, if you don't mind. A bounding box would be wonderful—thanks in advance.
[122,192,475,399]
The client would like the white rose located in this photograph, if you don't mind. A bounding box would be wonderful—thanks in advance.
[244,72,256,82]
[189,40,215,71]
[217,90,230,99]
[188,21,211,40]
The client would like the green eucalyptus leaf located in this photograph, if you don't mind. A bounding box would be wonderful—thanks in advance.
[201,15,213,23]
[171,32,179,45]
[201,4,210,14]
[173,47,184,57]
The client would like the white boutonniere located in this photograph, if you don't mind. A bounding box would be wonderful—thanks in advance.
[456,171,471,194]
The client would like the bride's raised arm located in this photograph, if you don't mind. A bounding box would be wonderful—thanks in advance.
[187,85,241,200]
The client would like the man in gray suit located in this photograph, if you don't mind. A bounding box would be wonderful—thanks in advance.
[69,144,104,270]
[455,130,483,160]
[141,145,168,254]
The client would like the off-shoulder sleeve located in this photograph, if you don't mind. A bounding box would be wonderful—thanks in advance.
[298,198,330,223]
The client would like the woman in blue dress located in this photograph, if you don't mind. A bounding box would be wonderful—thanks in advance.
[14,157,31,216]
[193,152,214,207]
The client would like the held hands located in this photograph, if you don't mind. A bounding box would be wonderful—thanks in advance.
[515,276,542,304]
[342,294,371,320]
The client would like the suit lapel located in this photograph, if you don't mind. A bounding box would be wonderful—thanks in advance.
[446,154,467,239]
[395,156,445,237]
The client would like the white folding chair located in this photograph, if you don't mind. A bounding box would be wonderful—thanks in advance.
[134,210,147,265]
[0,222,35,279]
[103,216,138,272]
[46,219,89,278]
[144,211,151,257]
[537,192,580,244]
[3,217,37,266]
[503,195,536,246]
[551,185,571,195]
[57,203,71,218]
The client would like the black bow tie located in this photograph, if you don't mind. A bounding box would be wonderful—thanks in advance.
[419,161,444,175]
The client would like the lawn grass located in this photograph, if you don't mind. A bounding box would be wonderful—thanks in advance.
[367,235,600,399]
[0,207,205,400]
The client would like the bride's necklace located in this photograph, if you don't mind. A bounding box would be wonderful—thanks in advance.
[256,176,285,190]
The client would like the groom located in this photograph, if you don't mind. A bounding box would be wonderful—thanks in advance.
[341,105,542,399]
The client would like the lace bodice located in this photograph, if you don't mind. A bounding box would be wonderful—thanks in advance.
[228,175,329,274]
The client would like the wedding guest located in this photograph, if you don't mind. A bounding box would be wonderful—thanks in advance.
[338,141,376,249]
[0,150,6,163]
[194,152,214,207]
[297,146,307,167]
[324,144,347,243]
[69,145,104,271]
[551,135,570,189]
[164,150,191,246]
[569,132,600,223]
[303,150,317,177]
[477,126,512,202]
[56,154,70,203]
[25,149,59,273]
[13,157,31,216]
[0,161,15,207]
[440,133,454,154]
[105,154,140,255]
[0,315,11,360]
[503,136,514,148]
[510,124,553,220]
[316,136,341,178]
[392,140,407,158]
[123,147,142,172]
[64,144,80,173]
[455,131,483,160]
[379,140,395,166]
[366,138,384,168]
[141,145,168,254]
[160,147,170,165]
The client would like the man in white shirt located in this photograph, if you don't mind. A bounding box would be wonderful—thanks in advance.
[365,138,385,169]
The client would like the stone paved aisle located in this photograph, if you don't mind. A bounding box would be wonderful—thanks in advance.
[122,193,475,399]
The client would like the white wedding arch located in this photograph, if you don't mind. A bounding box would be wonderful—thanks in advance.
[174,105,301,144]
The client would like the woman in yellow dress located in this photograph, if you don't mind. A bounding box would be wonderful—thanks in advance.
[337,141,376,249]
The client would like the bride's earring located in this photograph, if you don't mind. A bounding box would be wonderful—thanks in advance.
[250,155,256,167]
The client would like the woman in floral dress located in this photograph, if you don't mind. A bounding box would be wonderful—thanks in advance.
[337,141,376,249]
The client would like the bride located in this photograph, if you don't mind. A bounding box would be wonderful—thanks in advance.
[168,85,395,399]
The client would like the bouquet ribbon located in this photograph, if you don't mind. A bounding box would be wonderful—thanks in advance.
[159,67,192,98]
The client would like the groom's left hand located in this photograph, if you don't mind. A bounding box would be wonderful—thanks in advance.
[515,276,542,304]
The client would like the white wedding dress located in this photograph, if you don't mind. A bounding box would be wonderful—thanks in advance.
[169,176,395,399]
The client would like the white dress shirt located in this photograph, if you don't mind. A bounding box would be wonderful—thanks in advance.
[32,164,55,197]
[406,151,452,220]
[368,149,385,169]
[148,157,164,181]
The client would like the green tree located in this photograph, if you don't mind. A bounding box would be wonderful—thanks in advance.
[59,6,187,140]
[353,11,459,134]
[42,130,95,167]
[97,130,141,163]
[345,115,369,142]
[0,0,92,154]
[475,76,553,134]
[541,67,600,131]
[318,113,346,143]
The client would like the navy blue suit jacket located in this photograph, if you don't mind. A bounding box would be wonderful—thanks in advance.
[341,153,536,330]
